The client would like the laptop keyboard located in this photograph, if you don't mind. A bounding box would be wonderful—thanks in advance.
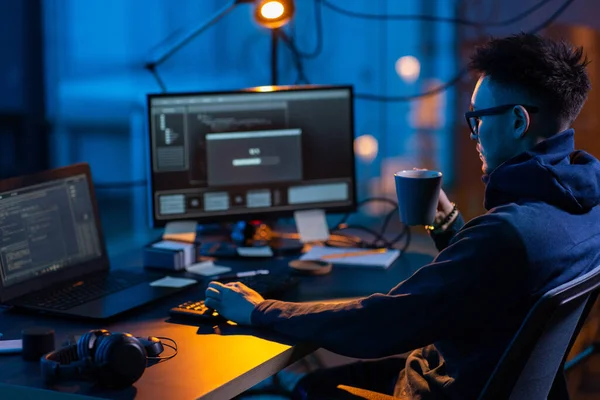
[18,271,151,311]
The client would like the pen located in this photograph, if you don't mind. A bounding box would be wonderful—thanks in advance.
[320,248,387,260]
[213,270,270,280]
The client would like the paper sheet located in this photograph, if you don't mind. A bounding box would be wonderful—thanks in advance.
[294,209,330,243]
[300,246,400,269]
[149,276,197,288]
[0,339,23,354]
[186,261,232,277]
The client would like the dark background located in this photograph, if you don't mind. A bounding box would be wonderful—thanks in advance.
[0,0,46,180]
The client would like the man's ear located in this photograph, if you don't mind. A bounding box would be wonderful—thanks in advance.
[512,105,530,139]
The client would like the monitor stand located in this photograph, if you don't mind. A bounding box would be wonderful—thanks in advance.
[197,220,304,257]
[230,221,304,255]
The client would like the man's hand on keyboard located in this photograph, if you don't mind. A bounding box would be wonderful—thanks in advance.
[204,281,265,325]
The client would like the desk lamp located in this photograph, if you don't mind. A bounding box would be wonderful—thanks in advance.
[144,0,296,91]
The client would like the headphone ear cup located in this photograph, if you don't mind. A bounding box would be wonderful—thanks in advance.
[94,333,147,388]
[77,329,110,361]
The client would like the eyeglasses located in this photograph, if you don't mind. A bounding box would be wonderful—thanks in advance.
[465,104,539,138]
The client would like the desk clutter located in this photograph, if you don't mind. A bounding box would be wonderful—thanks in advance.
[145,218,402,272]
[143,239,274,272]
[143,240,277,274]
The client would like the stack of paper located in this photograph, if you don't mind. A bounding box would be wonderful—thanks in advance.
[299,246,400,269]
[151,240,196,270]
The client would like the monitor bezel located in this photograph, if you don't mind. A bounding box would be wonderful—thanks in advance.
[146,84,357,228]
[0,163,110,303]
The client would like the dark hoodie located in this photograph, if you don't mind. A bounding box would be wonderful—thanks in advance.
[252,129,600,399]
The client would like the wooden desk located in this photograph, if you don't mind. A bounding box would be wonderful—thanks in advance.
[0,247,434,399]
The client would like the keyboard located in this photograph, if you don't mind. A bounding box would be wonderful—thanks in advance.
[17,271,151,311]
[169,273,299,322]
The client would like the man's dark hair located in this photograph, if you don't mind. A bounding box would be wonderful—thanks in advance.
[469,33,591,126]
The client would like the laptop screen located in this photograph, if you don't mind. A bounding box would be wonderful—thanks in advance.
[0,174,103,288]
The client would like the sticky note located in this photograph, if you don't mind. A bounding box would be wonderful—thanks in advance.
[294,209,330,243]
[186,261,232,277]
[149,276,197,288]
[237,246,274,257]
[163,220,197,243]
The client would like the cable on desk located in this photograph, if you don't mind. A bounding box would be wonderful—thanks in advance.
[395,224,412,254]
[328,225,390,248]
[328,197,409,251]
[147,337,178,362]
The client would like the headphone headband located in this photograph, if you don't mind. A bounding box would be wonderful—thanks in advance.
[40,344,88,384]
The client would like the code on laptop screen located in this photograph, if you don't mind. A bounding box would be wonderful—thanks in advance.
[0,174,102,287]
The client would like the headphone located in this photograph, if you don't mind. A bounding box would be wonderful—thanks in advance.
[40,329,177,388]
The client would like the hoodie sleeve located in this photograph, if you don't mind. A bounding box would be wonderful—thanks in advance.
[428,212,465,252]
[251,213,529,359]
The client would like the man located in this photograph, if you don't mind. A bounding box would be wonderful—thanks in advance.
[205,33,600,399]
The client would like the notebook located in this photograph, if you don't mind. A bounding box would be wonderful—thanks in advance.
[299,246,401,269]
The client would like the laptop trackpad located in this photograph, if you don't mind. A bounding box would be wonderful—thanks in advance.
[66,283,188,319]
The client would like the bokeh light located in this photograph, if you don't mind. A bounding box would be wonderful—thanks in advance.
[395,56,420,83]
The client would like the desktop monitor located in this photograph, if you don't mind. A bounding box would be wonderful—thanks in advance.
[146,85,356,230]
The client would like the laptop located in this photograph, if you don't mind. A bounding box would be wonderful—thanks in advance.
[0,163,192,319]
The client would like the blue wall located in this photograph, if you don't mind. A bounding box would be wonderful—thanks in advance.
[42,0,457,224]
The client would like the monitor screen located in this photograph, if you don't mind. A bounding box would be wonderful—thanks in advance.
[147,85,356,226]
[0,174,103,288]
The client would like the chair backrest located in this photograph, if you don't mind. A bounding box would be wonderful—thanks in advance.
[478,264,600,400]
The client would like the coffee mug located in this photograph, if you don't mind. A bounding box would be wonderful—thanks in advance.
[394,169,442,226]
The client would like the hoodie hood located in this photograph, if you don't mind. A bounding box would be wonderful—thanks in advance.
[483,129,600,212]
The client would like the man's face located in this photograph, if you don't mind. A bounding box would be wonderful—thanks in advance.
[470,76,522,175]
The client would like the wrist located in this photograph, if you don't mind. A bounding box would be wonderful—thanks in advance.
[250,300,268,325]
[426,203,458,233]
[440,202,455,218]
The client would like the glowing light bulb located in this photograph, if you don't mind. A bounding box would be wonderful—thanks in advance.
[354,134,378,163]
[255,85,276,92]
[395,56,420,83]
[260,1,285,19]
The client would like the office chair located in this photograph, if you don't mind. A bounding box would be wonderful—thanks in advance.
[334,264,600,400]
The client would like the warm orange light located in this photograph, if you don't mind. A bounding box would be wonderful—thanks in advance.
[254,0,295,29]
[260,1,284,19]
[254,85,277,92]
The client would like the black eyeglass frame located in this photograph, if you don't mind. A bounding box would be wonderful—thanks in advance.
[465,104,539,137]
